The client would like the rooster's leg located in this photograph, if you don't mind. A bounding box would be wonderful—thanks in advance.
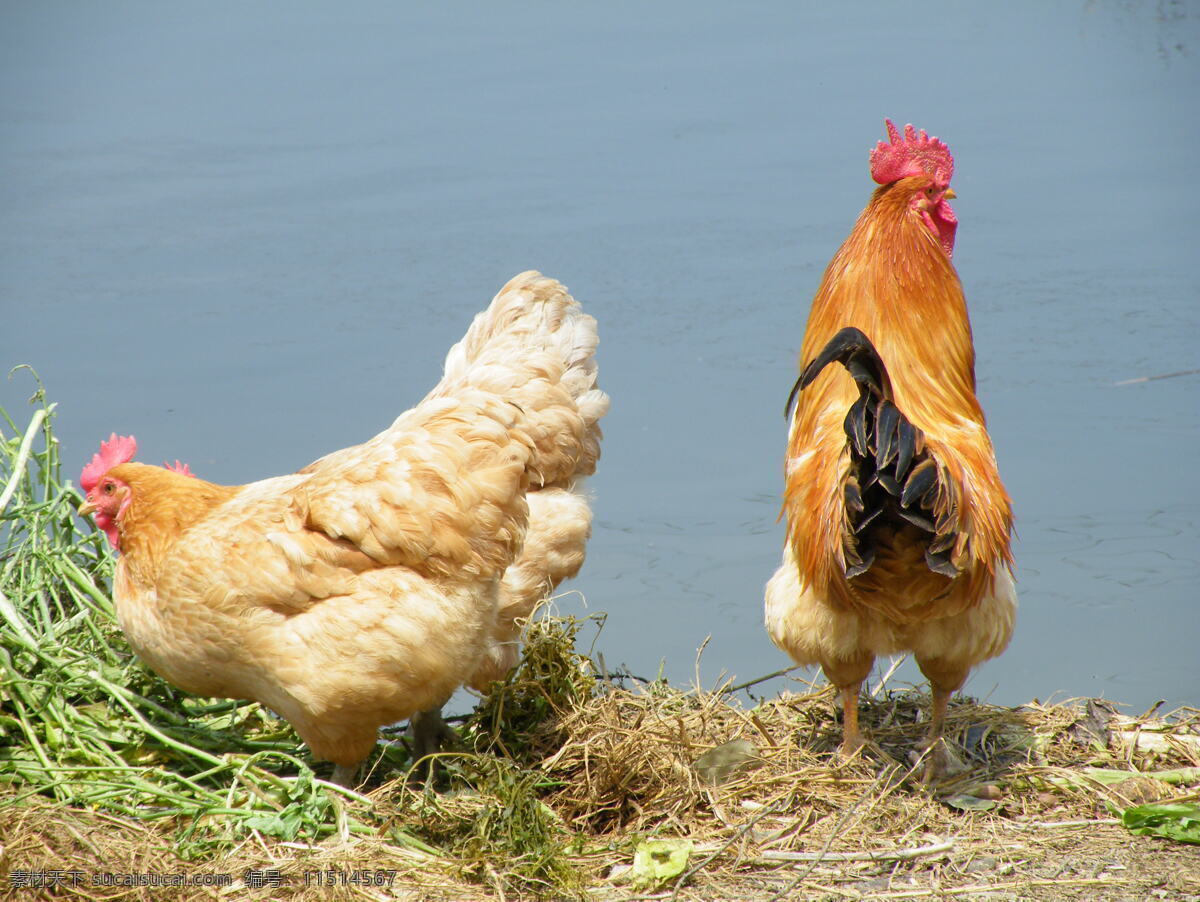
[840,683,866,755]
[916,657,968,781]
[922,683,953,779]
[822,653,874,759]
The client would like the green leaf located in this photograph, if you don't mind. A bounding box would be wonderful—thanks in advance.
[1049,767,1200,791]
[694,739,756,785]
[1119,803,1200,844]
[241,812,296,840]
[1142,767,1200,786]
[942,793,999,811]
[630,838,693,891]
[1088,767,1191,786]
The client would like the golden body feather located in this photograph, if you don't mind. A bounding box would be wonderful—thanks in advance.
[98,273,607,770]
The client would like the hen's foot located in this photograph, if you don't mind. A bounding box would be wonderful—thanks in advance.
[407,708,459,783]
[330,763,360,788]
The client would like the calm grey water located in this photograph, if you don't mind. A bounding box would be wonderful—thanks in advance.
[3,2,1197,714]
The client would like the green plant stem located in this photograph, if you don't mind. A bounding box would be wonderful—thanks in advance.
[0,406,48,515]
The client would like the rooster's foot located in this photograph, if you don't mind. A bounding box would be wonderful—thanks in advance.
[909,738,966,783]
[836,732,868,763]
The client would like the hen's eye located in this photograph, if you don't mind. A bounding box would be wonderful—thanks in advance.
[103,483,114,495]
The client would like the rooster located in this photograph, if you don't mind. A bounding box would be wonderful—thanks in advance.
[78,272,608,785]
[765,121,1016,777]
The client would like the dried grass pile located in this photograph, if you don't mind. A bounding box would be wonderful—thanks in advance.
[540,676,1200,899]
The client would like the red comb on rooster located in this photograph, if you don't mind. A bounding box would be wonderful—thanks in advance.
[869,119,955,187]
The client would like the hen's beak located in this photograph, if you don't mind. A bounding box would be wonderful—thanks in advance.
[78,498,97,517]
[943,188,957,200]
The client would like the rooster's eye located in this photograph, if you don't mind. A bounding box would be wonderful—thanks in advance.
[103,483,114,495]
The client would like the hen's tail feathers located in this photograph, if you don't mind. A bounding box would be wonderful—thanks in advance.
[441,273,605,690]
[433,271,608,488]
[467,487,592,689]
[799,327,961,580]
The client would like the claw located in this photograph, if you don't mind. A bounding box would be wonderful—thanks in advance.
[918,740,951,784]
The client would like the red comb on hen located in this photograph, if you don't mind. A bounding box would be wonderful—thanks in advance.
[80,434,138,492]
[869,119,954,187]
[165,460,195,477]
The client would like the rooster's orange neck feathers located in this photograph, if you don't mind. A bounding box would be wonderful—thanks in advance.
[800,177,981,426]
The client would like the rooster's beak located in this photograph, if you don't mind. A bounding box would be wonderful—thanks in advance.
[943,188,957,200]
[78,498,97,517]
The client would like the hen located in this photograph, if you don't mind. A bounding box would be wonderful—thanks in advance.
[78,271,608,785]
[765,121,1016,777]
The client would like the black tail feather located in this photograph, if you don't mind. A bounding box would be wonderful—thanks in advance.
[845,395,870,456]
[895,419,918,481]
[792,327,962,582]
[785,326,891,421]
[799,327,891,396]
[874,400,901,469]
[901,458,938,508]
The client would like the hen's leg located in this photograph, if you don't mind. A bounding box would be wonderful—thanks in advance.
[407,705,459,784]
[330,762,360,788]
[822,653,875,758]
[915,656,968,781]
[410,707,457,760]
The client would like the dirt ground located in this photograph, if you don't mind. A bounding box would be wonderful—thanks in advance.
[4,684,1198,901]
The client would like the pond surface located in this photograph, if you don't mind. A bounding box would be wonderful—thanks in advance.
[3,1,1197,714]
